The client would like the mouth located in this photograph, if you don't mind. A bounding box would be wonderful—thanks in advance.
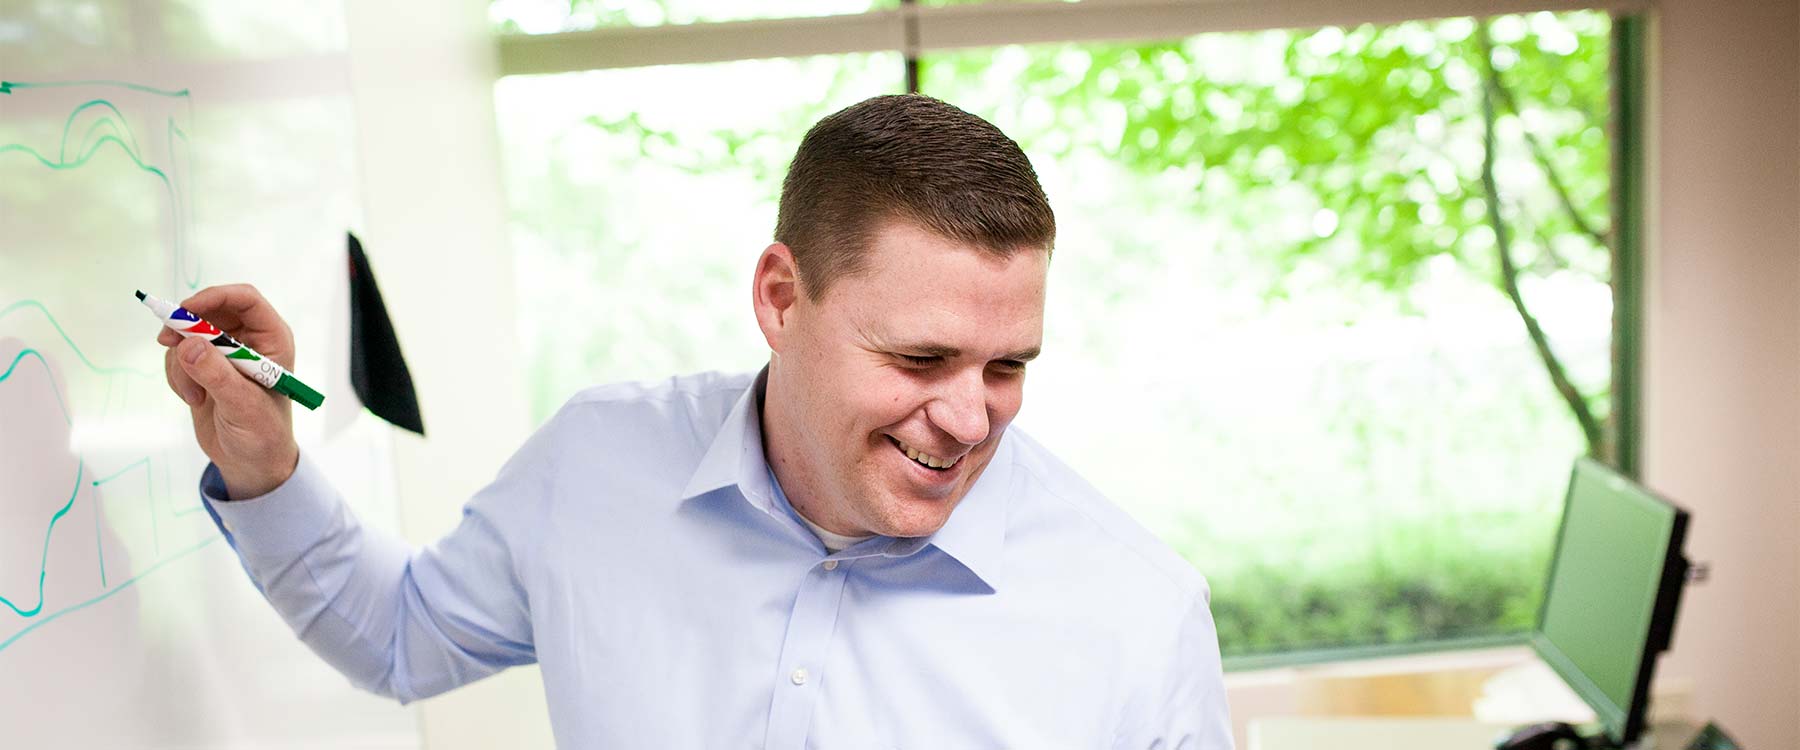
[885,435,962,472]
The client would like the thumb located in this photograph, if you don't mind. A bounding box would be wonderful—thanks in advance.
[176,337,261,410]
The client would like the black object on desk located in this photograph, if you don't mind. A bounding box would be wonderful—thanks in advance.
[1496,719,1744,750]
[1495,720,1588,750]
[1683,722,1743,750]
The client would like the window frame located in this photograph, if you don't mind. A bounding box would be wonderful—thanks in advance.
[494,0,1649,72]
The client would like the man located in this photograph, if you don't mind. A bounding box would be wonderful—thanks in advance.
[161,94,1232,748]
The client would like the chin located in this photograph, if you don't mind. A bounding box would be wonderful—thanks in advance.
[869,496,959,538]
[883,519,950,538]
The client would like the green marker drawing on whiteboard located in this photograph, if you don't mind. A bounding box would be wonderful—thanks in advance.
[136,290,324,410]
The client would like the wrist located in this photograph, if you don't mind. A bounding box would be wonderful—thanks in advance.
[219,445,300,501]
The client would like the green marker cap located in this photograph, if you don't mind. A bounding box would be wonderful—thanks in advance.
[274,372,326,410]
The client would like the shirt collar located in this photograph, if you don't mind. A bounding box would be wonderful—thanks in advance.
[920,434,1012,593]
[679,368,1012,592]
[679,368,777,512]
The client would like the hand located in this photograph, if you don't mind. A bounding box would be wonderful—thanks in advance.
[158,284,301,500]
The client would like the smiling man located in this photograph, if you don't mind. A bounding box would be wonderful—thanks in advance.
[161,95,1232,748]
[758,216,1046,543]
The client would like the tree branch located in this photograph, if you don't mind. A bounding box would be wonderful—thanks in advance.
[1488,65,1612,247]
[1478,22,1606,458]
[1514,199,1576,274]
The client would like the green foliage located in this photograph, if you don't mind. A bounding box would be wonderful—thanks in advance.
[921,12,1615,461]
[926,14,1612,298]
[1206,514,1556,657]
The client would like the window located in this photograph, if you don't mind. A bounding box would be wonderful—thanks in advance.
[494,54,903,417]
[492,5,1624,664]
[923,13,1616,660]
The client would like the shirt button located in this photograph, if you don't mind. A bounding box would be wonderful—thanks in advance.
[822,560,838,571]
[790,667,808,686]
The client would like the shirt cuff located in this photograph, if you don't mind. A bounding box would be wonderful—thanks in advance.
[201,451,341,564]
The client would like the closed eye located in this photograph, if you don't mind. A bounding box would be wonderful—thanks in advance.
[896,354,941,367]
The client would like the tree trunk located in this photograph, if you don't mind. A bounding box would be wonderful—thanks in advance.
[1476,21,1607,460]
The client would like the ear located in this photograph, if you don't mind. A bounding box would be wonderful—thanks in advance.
[752,242,801,352]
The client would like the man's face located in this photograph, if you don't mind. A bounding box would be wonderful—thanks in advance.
[760,221,1047,538]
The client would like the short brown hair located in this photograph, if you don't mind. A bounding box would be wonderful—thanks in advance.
[775,94,1055,301]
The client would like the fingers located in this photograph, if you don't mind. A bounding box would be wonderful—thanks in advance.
[164,344,205,406]
[178,283,296,370]
[157,327,181,347]
[174,337,264,413]
[180,284,293,342]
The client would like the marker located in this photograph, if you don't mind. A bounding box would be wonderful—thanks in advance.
[136,290,325,410]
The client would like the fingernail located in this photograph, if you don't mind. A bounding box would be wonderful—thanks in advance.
[182,339,206,365]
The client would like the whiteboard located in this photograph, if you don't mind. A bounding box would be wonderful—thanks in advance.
[0,2,421,748]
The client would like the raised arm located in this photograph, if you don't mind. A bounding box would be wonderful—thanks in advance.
[161,283,543,702]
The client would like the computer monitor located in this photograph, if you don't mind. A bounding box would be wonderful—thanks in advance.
[1529,458,1691,747]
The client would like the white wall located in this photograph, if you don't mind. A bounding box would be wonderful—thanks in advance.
[341,0,556,747]
[1643,1,1800,748]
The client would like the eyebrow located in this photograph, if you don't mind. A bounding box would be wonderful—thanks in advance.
[896,343,1041,362]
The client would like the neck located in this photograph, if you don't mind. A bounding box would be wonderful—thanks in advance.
[758,363,868,538]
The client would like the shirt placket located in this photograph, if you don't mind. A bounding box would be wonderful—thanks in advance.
[762,555,855,750]
[761,537,935,748]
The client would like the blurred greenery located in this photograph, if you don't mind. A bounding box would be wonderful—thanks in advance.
[1203,513,1558,656]
[925,13,1615,458]
[492,7,1615,660]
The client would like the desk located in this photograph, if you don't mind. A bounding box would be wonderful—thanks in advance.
[1248,717,1707,750]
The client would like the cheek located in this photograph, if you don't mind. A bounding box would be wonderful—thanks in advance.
[855,371,928,431]
[876,376,924,420]
[988,379,1026,432]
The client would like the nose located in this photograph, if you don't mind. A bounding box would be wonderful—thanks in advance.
[926,367,990,447]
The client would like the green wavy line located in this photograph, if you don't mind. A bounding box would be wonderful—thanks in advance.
[1,345,207,618]
[0,537,220,654]
[0,299,156,379]
[0,348,75,426]
[0,80,218,645]
[0,461,82,618]
[0,133,162,178]
[60,99,142,164]
[1,91,201,288]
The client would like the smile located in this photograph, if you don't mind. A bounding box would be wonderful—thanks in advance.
[889,436,961,470]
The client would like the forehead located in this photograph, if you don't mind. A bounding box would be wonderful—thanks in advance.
[820,221,1048,350]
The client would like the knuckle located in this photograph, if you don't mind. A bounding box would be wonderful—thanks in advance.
[224,282,261,300]
[180,285,216,308]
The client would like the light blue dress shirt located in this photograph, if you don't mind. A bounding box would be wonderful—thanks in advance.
[202,370,1232,748]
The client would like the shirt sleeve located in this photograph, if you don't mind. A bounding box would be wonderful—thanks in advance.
[1114,582,1236,750]
[201,420,556,704]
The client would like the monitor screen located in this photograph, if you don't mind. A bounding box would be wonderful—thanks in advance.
[1530,458,1689,745]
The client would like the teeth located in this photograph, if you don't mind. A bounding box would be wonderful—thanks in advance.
[897,439,959,470]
